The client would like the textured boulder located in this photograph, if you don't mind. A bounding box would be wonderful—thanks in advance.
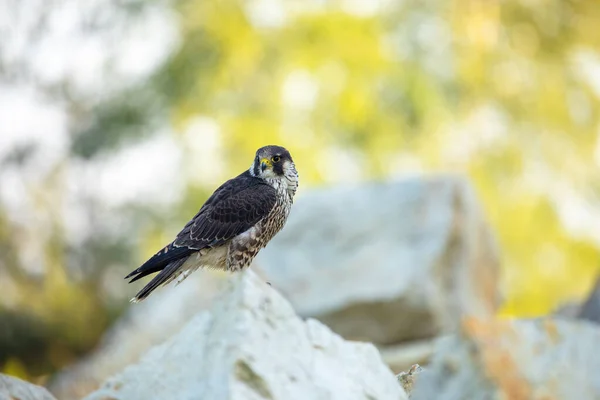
[256,176,500,344]
[412,317,600,400]
[49,271,226,400]
[553,275,600,323]
[396,364,423,397]
[0,374,57,400]
[84,270,407,400]
[578,275,600,324]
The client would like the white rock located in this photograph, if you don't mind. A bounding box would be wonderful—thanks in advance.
[412,317,600,400]
[0,374,56,400]
[578,275,600,323]
[84,270,407,400]
[49,271,226,400]
[256,176,501,344]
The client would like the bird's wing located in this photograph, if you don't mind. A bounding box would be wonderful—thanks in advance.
[173,177,277,249]
[125,174,276,283]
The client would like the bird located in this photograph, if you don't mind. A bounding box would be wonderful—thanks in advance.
[124,145,299,302]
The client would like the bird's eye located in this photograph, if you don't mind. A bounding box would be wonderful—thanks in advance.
[272,155,281,163]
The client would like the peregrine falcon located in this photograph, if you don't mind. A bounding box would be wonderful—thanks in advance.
[125,145,299,302]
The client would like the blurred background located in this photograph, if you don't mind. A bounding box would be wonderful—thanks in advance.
[1,0,600,385]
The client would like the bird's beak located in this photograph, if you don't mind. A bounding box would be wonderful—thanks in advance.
[260,158,272,172]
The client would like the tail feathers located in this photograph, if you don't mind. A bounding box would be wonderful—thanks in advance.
[130,258,187,303]
[125,245,192,283]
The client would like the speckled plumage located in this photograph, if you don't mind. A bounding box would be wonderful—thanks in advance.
[125,145,298,302]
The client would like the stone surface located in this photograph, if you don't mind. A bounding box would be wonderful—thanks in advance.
[396,364,423,398]
[412,317,600,400]
[378,339,435,374]
[256,176,501,344]
[48,271,226,400]
[84,270,407,400]
[578,275,600,324]
[0,374,57,400]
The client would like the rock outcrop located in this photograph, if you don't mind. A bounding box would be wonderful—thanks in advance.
[0,374,57,400]
[84,270,407,400]
[578,275,600,324]
[50,176,503,398]
[411,317,600,400]
[48,271,226,400]
[396,364,423,397]
[257,176,501,345]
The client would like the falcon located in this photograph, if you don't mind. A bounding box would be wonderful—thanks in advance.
[125,145,299,302]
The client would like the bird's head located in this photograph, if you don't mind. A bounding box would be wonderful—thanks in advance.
[250,145,298,193]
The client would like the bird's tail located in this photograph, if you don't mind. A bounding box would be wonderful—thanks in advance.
[130,258,187,302]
